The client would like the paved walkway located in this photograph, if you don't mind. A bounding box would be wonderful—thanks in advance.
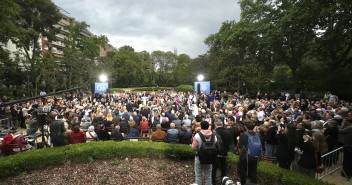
[322,169,351,185]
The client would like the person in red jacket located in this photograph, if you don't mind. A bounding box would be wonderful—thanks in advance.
[12,131,30,152]
[71,125,86,144]
[1,130,15,155]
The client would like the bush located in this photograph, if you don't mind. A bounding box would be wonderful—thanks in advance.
[177,84,194,93]
[110,88,125,93]
[131,87,172,91]
[227,153,331,185]
[0,141,195,179]
[0,143,331,185]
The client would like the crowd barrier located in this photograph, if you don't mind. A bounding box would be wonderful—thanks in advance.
[316,146,349,181]
[0,115,12,129]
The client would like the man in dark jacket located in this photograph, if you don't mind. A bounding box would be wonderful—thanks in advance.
[212,119,231,184]
[110,125,124,140]
[50,115,66,147]
[96,124,111,141]
[264,120,278,157]
[340,117,352,179]
[238,120,260,185]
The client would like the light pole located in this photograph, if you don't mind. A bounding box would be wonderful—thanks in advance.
[196,74,204,94]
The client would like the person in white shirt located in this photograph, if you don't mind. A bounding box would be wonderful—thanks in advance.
[257,107,265,122]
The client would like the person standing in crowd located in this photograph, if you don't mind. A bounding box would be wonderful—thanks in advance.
[264,120,278,158]
[192,121,218,185]
[50,115,66,147]
[63,123,73,145]
[237,120,261,185]
[312,132,328,168]
[212,119,231,184]
[297,132,316,178]
[276,124,299,169]
[227,116,238,154]
[340,117,352,179]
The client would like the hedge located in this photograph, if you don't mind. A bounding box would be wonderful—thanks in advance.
[0,141,194,179]
[110,88,125,93]
[176,84,194,93]
[227,153,332,185]
[0,142,332,184]
[131,87,172,91]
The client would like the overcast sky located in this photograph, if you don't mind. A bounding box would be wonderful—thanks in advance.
[52,0,241,58]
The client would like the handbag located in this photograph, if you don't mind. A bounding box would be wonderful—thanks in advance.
[315,151,325,173]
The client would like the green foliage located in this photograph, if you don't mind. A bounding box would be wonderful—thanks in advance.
[100,176,109,184]
[112,158,120,165]
[131,87,172,92]
[110,88,125,93]
[0,141,195,179]
[145,161,151,167]
[227,153,330,185]
[121,162,130,174]
[203,0,352,98]
[176,84,194,93]
[0,143,330,185]
[157,163,167,170]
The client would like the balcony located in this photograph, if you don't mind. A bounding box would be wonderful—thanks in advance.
[52,41,65,47]
[52,49,63,55]
[56,33,66,40]
[59,18,69,26]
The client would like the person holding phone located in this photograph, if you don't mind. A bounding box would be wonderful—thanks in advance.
[297,132,316,177]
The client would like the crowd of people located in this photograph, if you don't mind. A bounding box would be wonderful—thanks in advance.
[1,89,352,184]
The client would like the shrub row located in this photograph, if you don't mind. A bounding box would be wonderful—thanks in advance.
[130,87,172,91]
[0,142,332,184]
[176,84,194,93]
[0,141,195,179]
[227,153,332,185]
[110,88,125,93]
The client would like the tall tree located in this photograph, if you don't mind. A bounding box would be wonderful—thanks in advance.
[12,0,62,95]
[61,18,107,89]
[313,0,352,90]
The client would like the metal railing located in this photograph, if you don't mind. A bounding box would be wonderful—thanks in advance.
[316,146,347,180]
[0,115,12,129]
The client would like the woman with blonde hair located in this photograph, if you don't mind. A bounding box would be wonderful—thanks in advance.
[107,112,113,122]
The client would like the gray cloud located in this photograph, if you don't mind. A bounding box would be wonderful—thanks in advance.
[52,0,241,58]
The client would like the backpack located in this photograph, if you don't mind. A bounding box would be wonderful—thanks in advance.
[198,132,218,164]
[244,132,262,158]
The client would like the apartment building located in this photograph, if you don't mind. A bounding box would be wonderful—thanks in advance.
[1,5,102,62]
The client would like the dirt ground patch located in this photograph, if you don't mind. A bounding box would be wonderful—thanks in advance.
[2,157,241,185]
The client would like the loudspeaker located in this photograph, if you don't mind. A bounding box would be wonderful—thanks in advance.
[106,88,110,93]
